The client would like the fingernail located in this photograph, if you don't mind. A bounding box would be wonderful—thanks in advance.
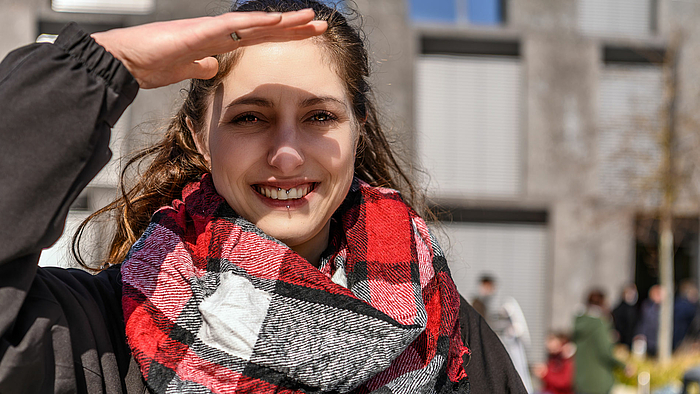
[268,12,282,17]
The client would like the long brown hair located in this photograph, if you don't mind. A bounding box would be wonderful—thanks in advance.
[73,0,422,270]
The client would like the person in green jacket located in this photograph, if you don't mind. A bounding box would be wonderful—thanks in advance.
[573,289,628,394]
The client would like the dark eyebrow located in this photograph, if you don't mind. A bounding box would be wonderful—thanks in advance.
[225,97,274,109]
[300,96,348,109]
[225,95,348,110]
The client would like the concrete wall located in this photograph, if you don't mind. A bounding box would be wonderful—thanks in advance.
[354,0,415,165]
[517,0,621,329]
[0,0,35,59]
[550,201,635,329]
[524,33,598,200]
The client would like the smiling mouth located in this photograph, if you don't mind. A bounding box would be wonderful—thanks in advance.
[254,183,316,201]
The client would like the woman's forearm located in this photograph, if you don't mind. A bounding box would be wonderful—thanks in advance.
[0,23,138,265]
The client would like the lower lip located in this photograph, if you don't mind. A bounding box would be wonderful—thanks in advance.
[253,187,313,209]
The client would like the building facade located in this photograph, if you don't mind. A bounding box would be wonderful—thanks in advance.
[398,0,700,364]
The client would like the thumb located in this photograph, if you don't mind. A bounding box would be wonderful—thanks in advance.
[188,57,220,80]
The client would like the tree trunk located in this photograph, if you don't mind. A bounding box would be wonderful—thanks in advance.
[657,213,674,363]
[656,32,680,364]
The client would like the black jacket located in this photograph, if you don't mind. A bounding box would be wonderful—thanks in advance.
[0,23,144,394]
[0,23,525,393]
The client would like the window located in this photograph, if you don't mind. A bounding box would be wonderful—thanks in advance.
[37,21,123,42]
[70,193,89,211]
[410,0,505,25]
[52,0,154,15]
[578,0,657,38]
[635,217,699,307]
[416,38,522,199]
[598,61,663,203]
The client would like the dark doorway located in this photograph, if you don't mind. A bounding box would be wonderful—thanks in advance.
[635,216,699,304]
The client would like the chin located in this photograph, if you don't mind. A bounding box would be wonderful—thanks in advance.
[258,222,314,246]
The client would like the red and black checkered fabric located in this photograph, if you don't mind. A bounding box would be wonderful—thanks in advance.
[122,175,468,393]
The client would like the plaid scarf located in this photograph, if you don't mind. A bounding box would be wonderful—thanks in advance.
[122,174,468,393]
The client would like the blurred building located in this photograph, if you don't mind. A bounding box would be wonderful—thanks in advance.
[4,0,700,365]
[382,0,700,364]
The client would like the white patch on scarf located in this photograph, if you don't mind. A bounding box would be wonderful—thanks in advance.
[331,263,347,288]
[197,271,272,360]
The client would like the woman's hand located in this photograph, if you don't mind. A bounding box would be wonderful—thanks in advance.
[91,9,327,89]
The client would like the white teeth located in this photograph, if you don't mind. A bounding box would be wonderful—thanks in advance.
[257,184,312,200]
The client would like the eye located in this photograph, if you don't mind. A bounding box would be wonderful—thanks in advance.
[307,110,338,124]
[231,113,261,126]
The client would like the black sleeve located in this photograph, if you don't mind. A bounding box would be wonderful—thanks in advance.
[0,22,138,263]
[459,295,528,393]
[0,23,142,393]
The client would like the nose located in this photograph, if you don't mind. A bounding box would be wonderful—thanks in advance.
[268,124,304,173]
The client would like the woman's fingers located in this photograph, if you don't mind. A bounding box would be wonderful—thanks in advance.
[235,20,327,43]
[190,57,220,80]
[220,8,313,32]
[238,28,329,47]
[205,9,314,45]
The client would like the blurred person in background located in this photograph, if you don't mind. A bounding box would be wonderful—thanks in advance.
[471,273,496,322]
[612,283,639,350]
[533,332,575,394]
[468,273,534,390]
[674,280,699,351]
[458,291,529,391]
[573,289,628,394]
[492,296,534,392]
[636,284,665,357]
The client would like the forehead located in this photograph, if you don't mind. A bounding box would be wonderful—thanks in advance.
[222,40,345,102]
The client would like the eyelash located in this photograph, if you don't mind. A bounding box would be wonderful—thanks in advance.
[230,111,339,126]
[230,112,261,126]
[307,110,338,124]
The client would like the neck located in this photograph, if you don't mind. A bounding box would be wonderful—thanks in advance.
[290,221,331,267]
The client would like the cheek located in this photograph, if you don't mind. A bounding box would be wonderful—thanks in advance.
[332,135,358,199]
[330,133,358,178]
[207,133,255,184]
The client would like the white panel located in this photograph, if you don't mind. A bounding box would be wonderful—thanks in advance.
[442,222,548,363]
[52,0,154,14]
[578,0,652,39]
[39,212,90,268]
[598,65,663,203]
[416,55,521,198]
[91,107,131,187]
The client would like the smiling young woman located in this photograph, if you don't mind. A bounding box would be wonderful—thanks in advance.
[192,40,358,265]
[0,0,527,392]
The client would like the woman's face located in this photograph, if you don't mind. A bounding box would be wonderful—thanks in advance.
[192,40,357,263]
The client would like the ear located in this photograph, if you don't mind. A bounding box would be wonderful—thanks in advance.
[186,116,211,165]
